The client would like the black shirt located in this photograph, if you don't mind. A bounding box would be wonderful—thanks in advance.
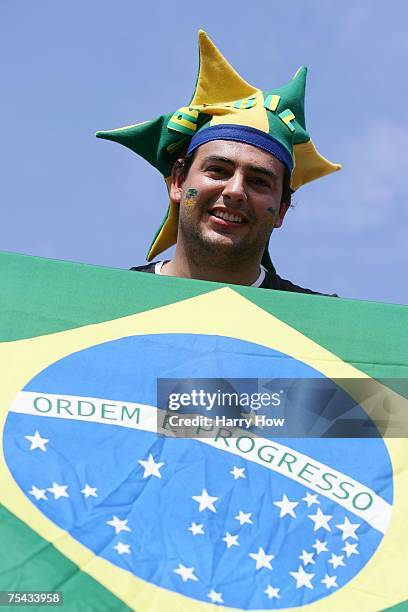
[130,262,335,296]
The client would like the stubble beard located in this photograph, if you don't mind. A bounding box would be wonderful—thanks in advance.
[178,206,272,270]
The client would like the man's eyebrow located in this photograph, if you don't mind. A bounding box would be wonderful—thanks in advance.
[201,156,278,181]
[201,155,235,166]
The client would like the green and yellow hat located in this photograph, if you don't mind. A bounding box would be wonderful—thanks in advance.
[96,30,341,261]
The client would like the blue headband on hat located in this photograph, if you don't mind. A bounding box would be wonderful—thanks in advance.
[185,124,294,173]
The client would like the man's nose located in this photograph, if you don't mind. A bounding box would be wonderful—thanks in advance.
[222,172,247,205]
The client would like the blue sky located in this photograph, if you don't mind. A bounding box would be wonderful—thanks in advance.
[1,1,407,304]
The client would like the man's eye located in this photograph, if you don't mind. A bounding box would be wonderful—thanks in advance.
[206,166,227,174]
[253,178,270,188]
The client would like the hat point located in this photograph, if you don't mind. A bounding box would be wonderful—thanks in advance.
[190,30,257,106]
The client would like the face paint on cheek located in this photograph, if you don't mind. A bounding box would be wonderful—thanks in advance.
[184,188,198,207]
[267,207,276,218]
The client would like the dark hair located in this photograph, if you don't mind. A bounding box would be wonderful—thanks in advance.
[174,150,292,206]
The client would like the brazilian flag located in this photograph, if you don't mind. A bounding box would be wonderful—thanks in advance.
[0,251,407,611]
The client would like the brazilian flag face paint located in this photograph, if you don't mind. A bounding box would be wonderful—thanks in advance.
[184,189,198,207]
[96,31,341,261]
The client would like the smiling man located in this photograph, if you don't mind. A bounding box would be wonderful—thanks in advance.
[96,31,341,293]
[162,140,290,288]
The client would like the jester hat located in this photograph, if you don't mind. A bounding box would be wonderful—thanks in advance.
[96,31,341,261]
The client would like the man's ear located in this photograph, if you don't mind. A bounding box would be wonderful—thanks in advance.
[169,160,185,204]
[274,201,290,228]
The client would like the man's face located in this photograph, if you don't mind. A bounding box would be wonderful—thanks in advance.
[170,140,290,264]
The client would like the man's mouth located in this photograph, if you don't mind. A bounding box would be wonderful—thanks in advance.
[208,208,247,225]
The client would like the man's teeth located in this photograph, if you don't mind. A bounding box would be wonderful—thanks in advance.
[212,210,244,223]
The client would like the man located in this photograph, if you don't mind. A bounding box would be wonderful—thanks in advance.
[96,31,341,294]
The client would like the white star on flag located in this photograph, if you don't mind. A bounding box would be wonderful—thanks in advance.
[114,542,131,555]
[299,550,315,566]
[273,494,298,518]
[24,430,49,452]
[321,574,338,589]
[264,585,280,599]
[336,516,360,540]
[81,484,98,498]
[47,482,69,500]
[234,510,253,525]
[188,522,204,536]
[28,486,47,501]
[207,590,223,603]
[343,541,359,557]
[230,466,246,480]
[138,453,164,478]
[174,564,199,582]
[328,553,345,569]
[302,492,320,507]
[308,507,332,532]
[249,547,274,570]
[312,539,328,554]
[106,515,131,534]
[192,489,218,512]
[222,532,239,548]
[290,565,314,589]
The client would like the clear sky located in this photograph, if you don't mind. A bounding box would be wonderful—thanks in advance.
[1,1,407,305]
